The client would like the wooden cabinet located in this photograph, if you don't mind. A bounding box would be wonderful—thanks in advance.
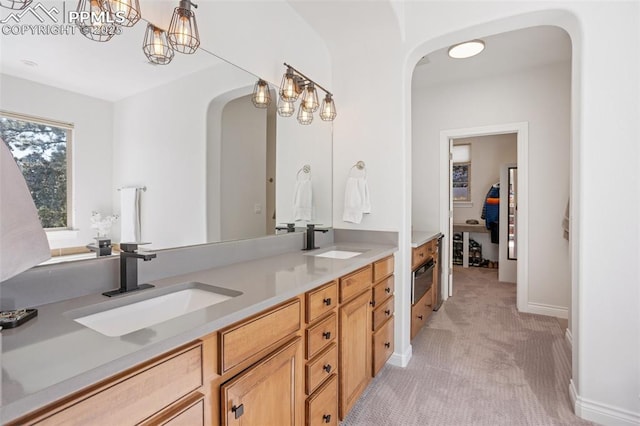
[370,256,395,378]
[220,337,303,426]
[339,265,372,303]
[306,281,337,323]
[411,238,440,340]
[410,288,432,340]
[338,290,372,419]
[372,317,394,376]
[306,313,337,359]
[306,375,338,426]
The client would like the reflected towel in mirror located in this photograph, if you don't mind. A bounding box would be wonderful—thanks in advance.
[293,172,313,221]
[120,187,141,243]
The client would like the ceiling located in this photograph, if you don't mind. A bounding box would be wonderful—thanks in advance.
[412,26,572,89]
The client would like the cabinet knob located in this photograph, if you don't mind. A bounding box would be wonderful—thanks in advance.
[322,331,331,340]
[384,309,391,315]
[385,287,391,293]
[323,297,332,306]
[419,253,424,257]
[323,364,332,373]
[232,404,244,419]
[369,300,375,307]
[323,414,332,423]
[384,342,391,348]
[417,315,423,320]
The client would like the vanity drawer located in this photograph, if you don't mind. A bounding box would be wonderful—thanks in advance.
[412,244,428,269]
[140,392,205,426]
[33,343,203,426]
[306,281,338,324]
[306,343,338,395]
[410,290,432,340]
[339,265,373,303]
[372,295,394,332]
[306,374,338,426]
[372,317,394,376]
[373,256,394,282]
[219,298,301,374]
[306,313,337,359]
[372,275,394,306]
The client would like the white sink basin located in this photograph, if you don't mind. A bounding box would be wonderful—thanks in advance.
[314,250,363,259]
[73,285,240,337]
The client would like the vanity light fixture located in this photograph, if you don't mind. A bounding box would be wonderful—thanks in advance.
[0,0,32,10]
[251,79,272,108]
[274,63,337,123]
[75,0,119,42]
[167,0,200,54]
[142,24,174,65]
[448,39,485,59]
[105,0,141,27]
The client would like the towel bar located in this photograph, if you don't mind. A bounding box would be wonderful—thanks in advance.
[117,186,147,192]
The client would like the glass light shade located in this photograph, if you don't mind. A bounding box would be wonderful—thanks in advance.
[319,94,337,121]
[0,0,32,10]
[297,103,313,125]
[167,4,200,54]
[277,96,295,117]
[301,83,319,113]
[280,68,300,102]
[75,0,118,42]
[142,24,174,65]
[106,0,140,27]
[252,79,271,108]
[448,40,485,59]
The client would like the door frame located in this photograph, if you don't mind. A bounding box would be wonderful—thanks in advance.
[439,122,529,312]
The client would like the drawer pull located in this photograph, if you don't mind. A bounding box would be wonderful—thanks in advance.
[385,287,391,294]
[323,297,332,306]
[384,309,391,316]
[322,331,331,340]
[369,300,375,307]
[323,363,332,373]
[417,315,423,320]
[419,253,424,257]
[232,404,244,419]
[384,342,391,348]
[323,414,332,423]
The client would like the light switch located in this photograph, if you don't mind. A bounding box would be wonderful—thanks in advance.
[254,203,262,214]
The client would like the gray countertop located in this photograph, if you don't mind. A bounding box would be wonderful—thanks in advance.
[0,242,396,423]
[411,230,442,247]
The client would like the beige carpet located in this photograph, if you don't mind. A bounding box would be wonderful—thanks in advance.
[342,266,594,425]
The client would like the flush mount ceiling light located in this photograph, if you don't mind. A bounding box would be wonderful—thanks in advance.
[142,24,174,65]
[272,63,336,124]
[105,0,141,27]
[0,0,32,10]
[75,0,119,42]
[251,79,272,108]
[167,0,200,54]
[448,40,485,59]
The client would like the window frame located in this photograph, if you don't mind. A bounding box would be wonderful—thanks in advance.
[452,144,471,202]
[0,110,74,231]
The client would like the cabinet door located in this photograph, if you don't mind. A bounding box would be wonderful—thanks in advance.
[221,337,303,426]
[338,290,371,420]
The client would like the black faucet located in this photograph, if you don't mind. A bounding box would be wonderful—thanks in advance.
[275,223,297,233]
[303,224,329,251]
[103,243,156,297]
[86,237,113,257]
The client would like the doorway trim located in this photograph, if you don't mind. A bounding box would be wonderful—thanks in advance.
[439,122,529,312]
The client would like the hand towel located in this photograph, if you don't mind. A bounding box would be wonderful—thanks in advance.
[120,187,141,243]
[1,140,51,281]
[343,176,371,224]
[293,174,313,221]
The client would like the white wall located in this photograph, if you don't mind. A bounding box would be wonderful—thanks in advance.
[220,95,267,241]
[0,74,113,250]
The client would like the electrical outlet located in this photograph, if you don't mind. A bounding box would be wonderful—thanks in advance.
[254,203,262,214]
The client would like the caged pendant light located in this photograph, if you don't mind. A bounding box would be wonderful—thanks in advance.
[297,103,313,125]
[167,0,200,54]
[280,66,301,102]
[142,24,174,65]
[251,79,272,108]
[75,0,119,42]
[0,0,32,10]
[319,94,337,121]
[104,0,141,27]
[277,96,295,117]
[300,83,319,113]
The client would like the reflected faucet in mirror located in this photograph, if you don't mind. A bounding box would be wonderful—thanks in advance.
[103,243,156,297]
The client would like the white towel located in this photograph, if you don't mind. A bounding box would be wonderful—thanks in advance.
[293,174,313,221]
[1,140,51,281]
[342,176,371,224]
[120,187,141,243]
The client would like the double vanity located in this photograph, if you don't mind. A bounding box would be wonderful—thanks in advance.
[1,238,396,425]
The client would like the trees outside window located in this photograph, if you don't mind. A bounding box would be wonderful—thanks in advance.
[0,113,72,229]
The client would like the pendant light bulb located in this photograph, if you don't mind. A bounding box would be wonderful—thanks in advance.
[277,96,295,117]
[168,0,200,54]
[106,0,141,27]
[252,79,271,108]
[301,83,319,113]
[320,94,337,121]
[280,67,300,102]
[143,23,174,65]
[297,103,313,125]
[75,0,118,42]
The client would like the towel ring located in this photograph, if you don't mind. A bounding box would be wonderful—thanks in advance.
[349,161,366,177]
[118,186,147,192]
[296,164,311,180]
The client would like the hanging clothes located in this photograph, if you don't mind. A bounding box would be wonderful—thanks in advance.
[481,183,500,244]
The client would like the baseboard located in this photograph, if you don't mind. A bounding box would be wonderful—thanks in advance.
[570,379,640,425]
[565,328,572,348]
[526,302,568,319]
[389,344,412,368]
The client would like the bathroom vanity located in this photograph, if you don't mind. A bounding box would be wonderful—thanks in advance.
[1,242,396,425]
[410,231,442,339]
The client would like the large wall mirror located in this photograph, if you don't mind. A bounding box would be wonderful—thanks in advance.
[0,1,333,264]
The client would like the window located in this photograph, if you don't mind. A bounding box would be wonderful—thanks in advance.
[452,144,471,202]
[0,111,72,229]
